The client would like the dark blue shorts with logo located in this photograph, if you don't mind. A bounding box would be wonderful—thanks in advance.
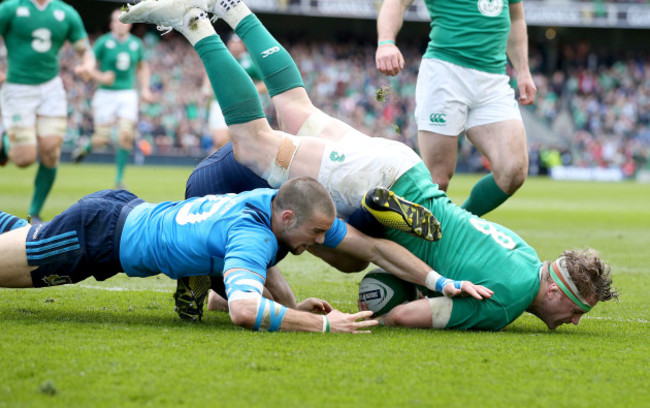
[26,189,143,288]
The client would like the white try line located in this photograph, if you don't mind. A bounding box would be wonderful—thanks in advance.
[583,316,649,324]
[77,284,171,293]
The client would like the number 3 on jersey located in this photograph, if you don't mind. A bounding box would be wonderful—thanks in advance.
[469,218,516,250]
[32,28,52,53]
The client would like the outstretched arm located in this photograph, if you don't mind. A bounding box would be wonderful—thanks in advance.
[335,225,494,300]
[224,268,376,333]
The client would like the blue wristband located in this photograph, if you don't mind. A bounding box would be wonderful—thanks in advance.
[435,277,452,292]
[435,277,462,293]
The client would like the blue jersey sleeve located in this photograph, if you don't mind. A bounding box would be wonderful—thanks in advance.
[223,220,277,279]
[322,218,347,248]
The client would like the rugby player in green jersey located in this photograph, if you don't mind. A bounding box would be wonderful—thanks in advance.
[72,9,153,189]
[376,0,537,217]
[120,0,616,331]
[0,0,95,222]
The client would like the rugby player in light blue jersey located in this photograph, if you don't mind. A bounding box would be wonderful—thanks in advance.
[0,176,490,333]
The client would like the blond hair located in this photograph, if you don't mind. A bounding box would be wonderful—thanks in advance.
[552,249,619,302]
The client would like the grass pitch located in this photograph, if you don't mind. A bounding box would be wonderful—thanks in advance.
[1,163,648,407]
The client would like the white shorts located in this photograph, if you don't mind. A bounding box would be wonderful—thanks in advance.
[208,99,227,130]
[92,89,138,125]
[0,77,67,129]
[317,129,421,218]
[415,58,521,136]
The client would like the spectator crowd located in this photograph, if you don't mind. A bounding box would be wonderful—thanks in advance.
[3,29,648,177]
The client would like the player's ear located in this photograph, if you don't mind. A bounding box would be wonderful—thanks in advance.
[280,210,295,226]
[547,281,560,299]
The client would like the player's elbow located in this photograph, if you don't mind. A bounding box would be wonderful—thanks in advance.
[326,254,369,273]
[228,301,256,329]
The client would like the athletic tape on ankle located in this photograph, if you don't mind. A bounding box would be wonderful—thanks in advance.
[549,257,592,312]
[262,136,300,188]
[296,110,332,137]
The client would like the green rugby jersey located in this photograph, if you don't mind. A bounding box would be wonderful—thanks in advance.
[94,33,145,91]
[388,162,541,330]
[0,0,87,84]
[422,0,521,74]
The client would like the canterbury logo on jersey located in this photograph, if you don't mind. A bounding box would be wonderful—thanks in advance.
[261,46,280,58]
[429,113,447,124]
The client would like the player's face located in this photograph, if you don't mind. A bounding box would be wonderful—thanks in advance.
[280,212,333,255]
[111,12,132,36]
[543,287,596,330]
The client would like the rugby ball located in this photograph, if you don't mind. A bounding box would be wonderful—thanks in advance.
[358,268,418,316]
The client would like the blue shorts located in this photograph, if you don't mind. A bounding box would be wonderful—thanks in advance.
[185,142,270,199]
[26,189,143,287]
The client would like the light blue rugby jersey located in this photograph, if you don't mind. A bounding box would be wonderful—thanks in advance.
[120,188,347,280]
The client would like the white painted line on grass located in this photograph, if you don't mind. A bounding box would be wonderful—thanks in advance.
[584,316,648,324]
[77,284,171,293]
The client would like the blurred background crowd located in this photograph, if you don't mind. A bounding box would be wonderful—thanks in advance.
[2,7,648,178]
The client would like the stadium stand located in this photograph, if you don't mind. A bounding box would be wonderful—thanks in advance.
[1,0,647,178]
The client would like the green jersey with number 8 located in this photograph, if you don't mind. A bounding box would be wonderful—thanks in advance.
[387,162,542,330]
[0,0,87,84]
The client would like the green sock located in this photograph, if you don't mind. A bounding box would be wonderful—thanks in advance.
[461,173,510,217]
[115,148,130,185]
[195,35,266,125]
[29,164,57,217]
[2,133,9,156]
[83,141,92,154]
[234,14,304,97]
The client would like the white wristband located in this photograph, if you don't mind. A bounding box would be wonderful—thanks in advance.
[322,315,330,333]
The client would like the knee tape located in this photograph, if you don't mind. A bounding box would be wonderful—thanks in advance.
[36,117,66,139]
[117,119,136,144]
[296,110,332,137]
[7,127,37,146]
[429,297,453,329]
[92,125,112,144]
[262,135,301,188]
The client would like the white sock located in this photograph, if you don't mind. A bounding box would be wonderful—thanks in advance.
[178,9,216,46]
[220,1,252,29]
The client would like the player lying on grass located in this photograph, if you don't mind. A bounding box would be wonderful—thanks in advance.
[0,177,490,332]
[120,0,618,331]
[177,142,442,320]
